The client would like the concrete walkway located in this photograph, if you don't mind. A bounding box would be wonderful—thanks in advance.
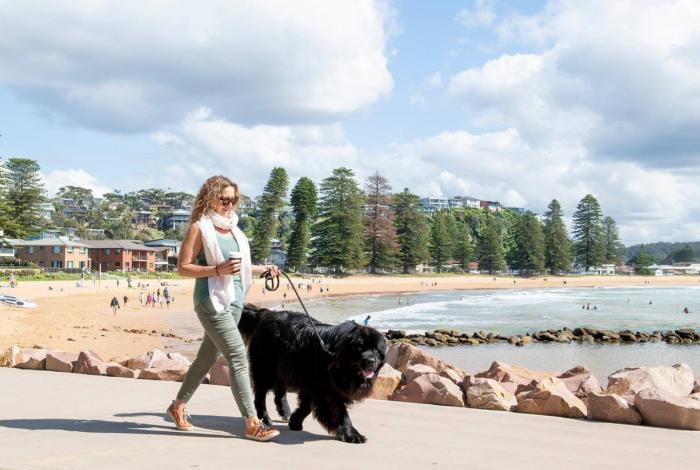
[0,368,698,470]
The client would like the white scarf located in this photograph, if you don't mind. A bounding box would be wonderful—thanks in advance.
[196,210,252,312]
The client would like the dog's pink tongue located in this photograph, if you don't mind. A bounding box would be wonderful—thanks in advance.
[362,369,375,379]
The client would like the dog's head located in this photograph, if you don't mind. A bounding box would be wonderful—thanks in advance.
[329,322,387,400]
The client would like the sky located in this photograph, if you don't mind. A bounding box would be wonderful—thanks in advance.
[1,0,700,245]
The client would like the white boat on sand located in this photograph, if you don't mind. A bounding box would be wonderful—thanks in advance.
[0,294,37,309]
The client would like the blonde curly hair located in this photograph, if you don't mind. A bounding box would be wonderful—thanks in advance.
[189,175,240,223]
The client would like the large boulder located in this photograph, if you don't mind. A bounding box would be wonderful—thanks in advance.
[635,388,700,431]
[106,363,139,379]
[694,378,700,394]
[404,364,438,384]
[165,352,192,369]
[73,350,107,375]
[121,349,171,370]
[476,361,556,394]
[14,348,47,370]
[208,356,230,386]
[587,392,642,425]
[46,350,78,373]
[390,373,465,407]
[466,378,517,411]
[386,343,453,374]
[139,367,187,382]
[370,364,402,400]
[557,365,603,400]
[439,368,463,386]
[516,377,587,419]
[0,345,21,367]
[606,364,694,403]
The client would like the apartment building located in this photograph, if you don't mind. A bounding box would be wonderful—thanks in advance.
[12,237,90,271]
[83,240,160,272]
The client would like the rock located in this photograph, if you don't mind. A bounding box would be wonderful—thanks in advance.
[15,348,47,370]
[73,350,107,375]
[635,388,700,431]
[439,368,463,386]
[520,335,532,344]
[385,343,453,374]
[675,329,697,340]
[208,356,230,386]
[46,350,78,373]
[0,345,22,367]
[370,364,402,400]
[557,365,603,399]
[390,373,465,407]
[139,367,187,382]
[165,352,192,369]
[404,364,438,384]
[606,364,694,403]
[106,363,139,378]
[476,361,556,394]
[466,378,517,411]
[516,377,587,419]
[694,378,700,394]
[587,393,642,425]
[122,349,169,370]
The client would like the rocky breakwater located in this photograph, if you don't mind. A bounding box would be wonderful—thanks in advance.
[3,342,700,431]
[384,327,700,347]
[368,342,700,431]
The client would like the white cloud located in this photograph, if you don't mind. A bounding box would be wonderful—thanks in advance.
[455,0,496,29]
[0,0,393,132]
[151,108,359,197]
[42,169,112,198]
[427,72,443,87]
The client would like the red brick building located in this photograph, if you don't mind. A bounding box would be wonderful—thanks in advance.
[83,240,163,272]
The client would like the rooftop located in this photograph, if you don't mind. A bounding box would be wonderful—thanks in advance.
[11,237,89,248]
[81,240,158,251]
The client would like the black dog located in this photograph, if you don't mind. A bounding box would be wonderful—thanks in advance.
[239,304,387,443]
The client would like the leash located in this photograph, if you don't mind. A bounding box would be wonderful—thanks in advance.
[261,269,334,357]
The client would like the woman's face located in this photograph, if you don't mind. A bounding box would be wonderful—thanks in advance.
[214,185,237,217]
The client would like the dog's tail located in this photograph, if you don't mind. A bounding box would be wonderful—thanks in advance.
[238,303,261,341]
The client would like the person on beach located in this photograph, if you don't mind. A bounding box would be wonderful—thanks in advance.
[139,291,144,306]
[110,296,120,316]
[123,295,128,307]
[683,307,690,314]
[363,315,371,326]
[166,175,280,442]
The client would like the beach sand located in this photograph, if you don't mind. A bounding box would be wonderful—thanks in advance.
[1,274,699,359]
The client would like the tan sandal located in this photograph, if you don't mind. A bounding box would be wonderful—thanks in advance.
[245,420,280,442]
[167,400,194,431]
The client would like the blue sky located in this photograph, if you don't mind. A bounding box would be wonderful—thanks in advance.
[1,0,699,244]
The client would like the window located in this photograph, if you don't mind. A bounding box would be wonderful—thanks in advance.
[27,246,34,254]
[103,248,110,255]
[79,247,87,254]
[115,262,121,267]
[51,260,63,268]
[79,261,86,269]
[67,261,74,269]
[67,246,74,254]
[125,249,130,254]
[115,248,121,254]
[52,246,61,254]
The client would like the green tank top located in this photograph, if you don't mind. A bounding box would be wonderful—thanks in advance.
[193,234,244,308]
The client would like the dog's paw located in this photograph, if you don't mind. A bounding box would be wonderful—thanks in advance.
[336,431,367,444]
[288,419,303,431]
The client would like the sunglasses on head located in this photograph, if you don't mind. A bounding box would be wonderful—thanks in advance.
[219,197,238,206]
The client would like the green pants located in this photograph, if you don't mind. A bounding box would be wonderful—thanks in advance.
[176,298,255,418]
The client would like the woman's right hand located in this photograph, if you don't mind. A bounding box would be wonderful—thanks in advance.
[216,259,242,276]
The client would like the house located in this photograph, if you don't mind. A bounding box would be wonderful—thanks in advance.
[144,239,181,271]
[12,237,90,271]
[35,202,55,221]
[133,210,156,226]
[161,209,190,231]
[468,261,480,274]
[419,197,450,214]
[83,240,159,272]
[0,233,19,259]
[480,200,502,212]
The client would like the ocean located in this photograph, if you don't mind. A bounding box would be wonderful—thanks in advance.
[282,286,700,379]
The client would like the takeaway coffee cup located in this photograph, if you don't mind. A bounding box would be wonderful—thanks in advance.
[228,251,242,261]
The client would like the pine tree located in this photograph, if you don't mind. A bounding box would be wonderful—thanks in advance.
[633,244,654,275]
[5,158,45,237]
[363,172,398,273]
[429,210,453,273]
[286,177,317,271]
[477,215,505,274]
[0,158,19,236]
[543,199,571,274]
[511,211,545,274]
[602,216,623,264]
[250,167,289,263]
[572,194,605,272]
[393,188,429,273]
[453,218,475,271]
[311,167,365,272]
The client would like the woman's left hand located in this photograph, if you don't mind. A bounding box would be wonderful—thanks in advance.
[263,265,280,278]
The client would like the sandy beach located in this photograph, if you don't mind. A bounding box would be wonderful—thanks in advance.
[1,274,699,360]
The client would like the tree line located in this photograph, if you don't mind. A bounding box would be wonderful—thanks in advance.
[246,166,625,275]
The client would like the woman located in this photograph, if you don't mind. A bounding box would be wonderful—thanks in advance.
[166,175,280,442]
